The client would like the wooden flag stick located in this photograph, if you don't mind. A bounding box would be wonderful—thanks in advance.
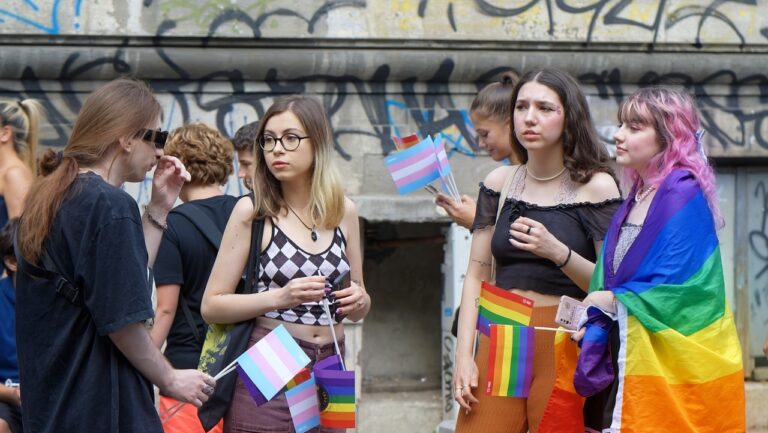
[532,326,576,333]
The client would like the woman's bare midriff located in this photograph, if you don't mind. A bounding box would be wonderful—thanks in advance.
[509,288,565,307]
[255,316,344,346]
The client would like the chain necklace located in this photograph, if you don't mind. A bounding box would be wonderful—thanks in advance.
[286,204,318,242]
[526,165,567,182]
[634,185,656,203]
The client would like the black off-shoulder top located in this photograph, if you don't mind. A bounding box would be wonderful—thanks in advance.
[472,182,621,299]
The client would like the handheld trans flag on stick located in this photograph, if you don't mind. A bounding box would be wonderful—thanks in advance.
[487,324,535,397]
[476,281,534,336]
[235,324,311,404]
[285,373,321,433]
[385,134,461,200]
[384,137,441,195]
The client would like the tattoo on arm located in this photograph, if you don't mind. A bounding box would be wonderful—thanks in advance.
[471,258,492,267]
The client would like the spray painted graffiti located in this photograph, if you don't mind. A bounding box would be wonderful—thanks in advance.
[1,0,766,46]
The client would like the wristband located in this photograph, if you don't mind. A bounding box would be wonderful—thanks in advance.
[143,205,168,230]
[556,247,572,269]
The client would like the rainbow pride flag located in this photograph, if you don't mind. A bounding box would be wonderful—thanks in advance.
[392,134,420,150]
[235,325,311,404]
[486,324,534,397]
[476,281,534,336]
[537,330,584,433]
[285,373,321,433]
[314,356,355,429]
[587,169,744,432]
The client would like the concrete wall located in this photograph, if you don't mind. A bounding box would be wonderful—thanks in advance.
[2,0,768,369]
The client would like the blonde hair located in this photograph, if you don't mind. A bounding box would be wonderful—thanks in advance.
[252,95,345,228]
[0,98,45,172]
[19,78,162,263]
[165,123,234,185]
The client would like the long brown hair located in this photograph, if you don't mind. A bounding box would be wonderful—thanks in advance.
[0,98,45,172]
[509,68,613,183]
[18,78,162,263]
[251,95,344,228]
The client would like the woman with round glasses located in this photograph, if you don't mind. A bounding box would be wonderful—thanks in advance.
[14,78,216,433]
[203,95,370,432]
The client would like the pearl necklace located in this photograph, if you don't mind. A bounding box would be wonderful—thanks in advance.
[634,185,656,203]
[286,204,318,242]
[526,165,567,182]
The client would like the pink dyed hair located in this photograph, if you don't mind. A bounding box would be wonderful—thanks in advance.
[618,86,722,226]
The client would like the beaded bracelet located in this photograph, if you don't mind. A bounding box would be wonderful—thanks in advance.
[143,205,168,230]
[556,247,572,269]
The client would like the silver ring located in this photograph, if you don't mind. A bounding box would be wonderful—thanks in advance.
[526,226,532,235]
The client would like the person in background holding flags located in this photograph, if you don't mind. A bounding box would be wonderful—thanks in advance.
[151,123,237,433]
[202,94,369,433]
[571,87,744,432]
[453,68,621,433]
[435,72,518,229]
[14,78,216,433]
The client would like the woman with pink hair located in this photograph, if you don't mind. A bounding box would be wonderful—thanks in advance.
[569,87,744,433]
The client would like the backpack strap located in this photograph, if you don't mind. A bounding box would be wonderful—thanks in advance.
[172,205,223,249]
[14,232,82,306]
[168,204,228,344]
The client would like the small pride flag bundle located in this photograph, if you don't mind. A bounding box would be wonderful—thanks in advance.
[487,324,535,397]
[476,281,534,336]
[235,325,311,404]
[385,134,461,200]
[315,355,356,429]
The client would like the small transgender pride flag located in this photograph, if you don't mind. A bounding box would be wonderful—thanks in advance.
[384,137,441,194]
[285,373,321,433]
[235,325,311,403]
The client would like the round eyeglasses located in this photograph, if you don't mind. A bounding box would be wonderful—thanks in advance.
[259,133,309,152]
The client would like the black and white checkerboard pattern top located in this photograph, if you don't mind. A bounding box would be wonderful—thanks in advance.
[255,222,350,325]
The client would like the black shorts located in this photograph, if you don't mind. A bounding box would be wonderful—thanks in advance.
[0,401,22,433]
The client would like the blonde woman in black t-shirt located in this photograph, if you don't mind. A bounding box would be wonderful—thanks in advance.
[453,68,621,433]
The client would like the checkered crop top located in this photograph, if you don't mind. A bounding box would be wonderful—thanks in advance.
[255,220,351,326]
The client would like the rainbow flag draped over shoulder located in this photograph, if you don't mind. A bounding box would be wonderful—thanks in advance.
[589,169,744,432]
[476,281,534,336]
[537,330,584,433]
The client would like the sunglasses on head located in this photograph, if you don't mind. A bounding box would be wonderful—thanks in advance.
[138,128,169,149]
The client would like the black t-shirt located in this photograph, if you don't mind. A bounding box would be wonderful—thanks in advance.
[154,195,238,370]
[15,172,160,433]
[472,182,621,299]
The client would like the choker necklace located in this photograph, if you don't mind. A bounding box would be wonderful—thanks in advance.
[286,204,318,242]
[526,165,567,182]
[635,185,656,203]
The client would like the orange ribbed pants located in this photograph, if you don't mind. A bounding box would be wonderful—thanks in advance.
[455,305,558,433]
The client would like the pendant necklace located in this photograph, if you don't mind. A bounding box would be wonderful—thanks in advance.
[287,204,318,242]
